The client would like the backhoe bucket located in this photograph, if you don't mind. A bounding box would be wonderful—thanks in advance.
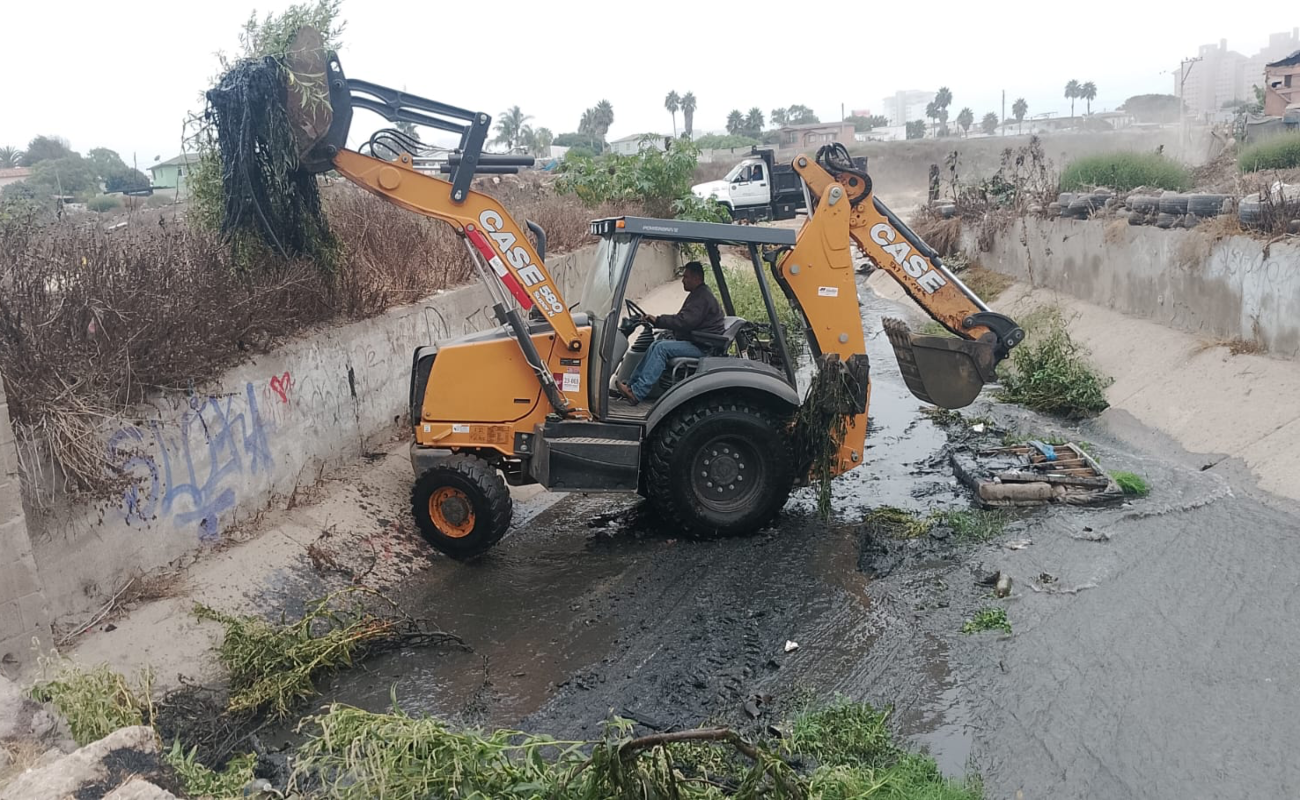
[283,27,336,162]
[883,317,998,410]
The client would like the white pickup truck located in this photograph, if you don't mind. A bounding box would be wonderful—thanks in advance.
[691,147,868,223]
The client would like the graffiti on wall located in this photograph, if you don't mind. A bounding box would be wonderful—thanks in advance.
[107,381,276,541]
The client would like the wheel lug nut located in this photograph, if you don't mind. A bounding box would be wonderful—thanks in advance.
[707,482,713,488]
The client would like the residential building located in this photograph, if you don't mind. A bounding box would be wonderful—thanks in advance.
[608,134,669,156]
[0,168,30,190]
[148,153,203,196]
[880,90,934,126]
[1176,29,1300,120]
[1247,29,1300,100]
[1264,49,1300,121]
[777,121,856,148]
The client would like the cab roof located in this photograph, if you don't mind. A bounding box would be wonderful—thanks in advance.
[589,216,798,246]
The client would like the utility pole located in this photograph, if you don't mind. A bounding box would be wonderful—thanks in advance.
[1176,56,1202,152]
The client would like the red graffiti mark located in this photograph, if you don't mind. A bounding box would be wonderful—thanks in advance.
[270,373,293,404]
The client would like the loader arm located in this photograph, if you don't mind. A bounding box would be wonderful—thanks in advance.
[789,148,1023,410]
[284,34,585,418]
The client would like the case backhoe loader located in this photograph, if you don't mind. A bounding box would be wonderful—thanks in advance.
[281,34,1023,558]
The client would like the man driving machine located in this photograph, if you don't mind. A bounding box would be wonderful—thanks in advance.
[616,261,725,405]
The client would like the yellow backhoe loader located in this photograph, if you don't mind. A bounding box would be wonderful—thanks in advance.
[282,35,1023,558]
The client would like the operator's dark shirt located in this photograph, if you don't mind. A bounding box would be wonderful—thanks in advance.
[655,284,725,338]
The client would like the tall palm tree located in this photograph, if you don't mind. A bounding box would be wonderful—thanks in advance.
[594,100,614,142]
[664,91,681,137]
[935,86,953,112]
[745,107,764,137]
[956,107,974,137]
[494,106,532,151]
[0,147,23,169]
[531,127,554,157]
[1065,80,1080,118]
[1012,98,1028,134]
[1081,82,1097,114]
[681,92,697,137]
[579,109,599,150]
[726,110,745,136]
[925,100,938,136]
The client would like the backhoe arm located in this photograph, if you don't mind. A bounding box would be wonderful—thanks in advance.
[791,150,1023,409]
[283,34,585,418]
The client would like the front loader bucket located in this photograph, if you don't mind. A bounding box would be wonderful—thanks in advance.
[883,317,998,410]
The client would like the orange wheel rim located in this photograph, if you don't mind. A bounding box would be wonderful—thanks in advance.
[429,487,475,538]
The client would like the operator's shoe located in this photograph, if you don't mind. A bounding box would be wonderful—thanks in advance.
[616,380,639,406]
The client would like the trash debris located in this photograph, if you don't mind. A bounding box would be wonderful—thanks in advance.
[1005,538,1032,550]
[995,573,1013,598]
[950,442,1124,507]
[784,640,800,653]
[972,423,986,433]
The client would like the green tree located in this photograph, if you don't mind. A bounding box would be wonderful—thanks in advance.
[1012,97,1028,134]
[19,135,74,166]
[1065,79,1080,117]
[494,106,533,151]
[906,120,926,140]
[1081,81,1097,114]
[682,92,697,137]
[981,112,999,136]
[785,104,819,124]
[934,86,953,136]
[725,109,745,136]
[395,120,420,141]
[664,90,680,137]
[844,114,889,132]
[770,107,788,127]
[691,133,761,149]
[956,107,974,136]
[28,155,98,198]
[594,99,614,142]
[531,127,554,156]
[925,100,938,136]
[0,147,22,168]
[1118,94,1183,124]
[229,0,344,66]
[745,107,764,138]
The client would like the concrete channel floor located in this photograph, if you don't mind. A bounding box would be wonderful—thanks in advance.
[66,272,1300,800]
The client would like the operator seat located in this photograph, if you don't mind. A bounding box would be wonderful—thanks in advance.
[666,316,748,383]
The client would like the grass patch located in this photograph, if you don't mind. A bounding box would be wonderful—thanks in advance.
[1059,151,1191,192]
[29,660,153,746]
[707,264,807,356]
[932,509,1009,542]
[962,607,1011,635]
[1238,133,1300,172]
[864,506,934,539]
[919,319,955,338]
[997,307,1111,418]
[164,742,256,799]
[289,699,981,799]
[1111,471,1150,497]
[960,264,1013,303]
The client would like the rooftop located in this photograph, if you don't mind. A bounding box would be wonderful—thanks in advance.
[778,121,853,131]
[1267,49,1300,68]
[609,133,668,144]
[149,153,203,170]
[0,167,31,179]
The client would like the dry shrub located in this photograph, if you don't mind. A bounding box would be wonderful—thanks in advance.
[960,263,1013,303]
[911,215,963,256]
[0,181,619,496]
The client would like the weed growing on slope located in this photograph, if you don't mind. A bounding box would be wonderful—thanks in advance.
[1111,471,1151,497]
[1238,133,1300,172]
[997,307,1111,418]
[962,607,1011,635]
[164,742,256,799]
[29,660,154,746]
[1060,152,1191,192]
[864,507,934,539]
[932,510,1010,542]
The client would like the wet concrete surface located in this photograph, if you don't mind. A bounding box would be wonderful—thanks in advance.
[308,276,1300,799]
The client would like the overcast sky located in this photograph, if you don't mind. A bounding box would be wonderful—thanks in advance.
[2,0,1296,164]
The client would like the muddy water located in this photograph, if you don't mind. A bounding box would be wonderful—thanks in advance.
[308,276,988,773]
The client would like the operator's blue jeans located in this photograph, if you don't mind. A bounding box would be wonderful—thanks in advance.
[629,340,703,399]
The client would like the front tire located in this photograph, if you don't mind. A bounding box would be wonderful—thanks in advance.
[647,398,795,537]
[411,455,512,559]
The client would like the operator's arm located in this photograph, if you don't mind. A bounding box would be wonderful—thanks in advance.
[653,291,706,334]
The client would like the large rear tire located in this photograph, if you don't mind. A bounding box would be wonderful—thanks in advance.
[411,455,512,559]
[646,398,795,537]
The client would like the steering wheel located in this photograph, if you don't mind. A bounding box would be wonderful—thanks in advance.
[625,298,649,320]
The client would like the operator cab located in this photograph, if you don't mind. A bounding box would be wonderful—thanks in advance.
[575,216,801,422]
